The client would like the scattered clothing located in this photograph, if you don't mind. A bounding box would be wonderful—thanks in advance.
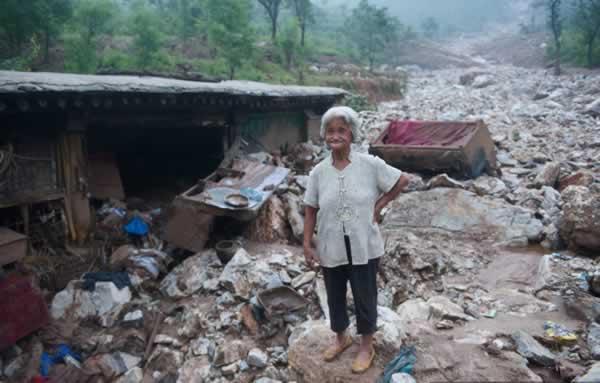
[378,345,417,383]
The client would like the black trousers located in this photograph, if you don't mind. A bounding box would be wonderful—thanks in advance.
[322,255,379,335]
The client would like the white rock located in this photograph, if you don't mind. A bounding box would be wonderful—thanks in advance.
[397,298,431,326]
[427,295,471,321]
[115,367,143,383]
[291,271,316,288]
[391,372,417,383]
[123,310,143,322]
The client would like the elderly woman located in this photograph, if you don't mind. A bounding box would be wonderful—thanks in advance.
[303,106,409,373]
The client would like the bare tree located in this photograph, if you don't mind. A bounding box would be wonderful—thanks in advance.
[548,0,563,75]
[257,0,282,41]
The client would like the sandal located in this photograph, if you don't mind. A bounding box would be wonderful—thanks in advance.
[351,346,375,374]
[323,336,353,362]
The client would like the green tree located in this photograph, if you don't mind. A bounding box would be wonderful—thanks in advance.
[345,0,399,71]
[421,17,440,39]
[65,0,114,73]
[287,0,313,47]
[38,0,73,63]
[257,0,283,41]
[279,20,300,69]
[207,0,254,79]
[574,0,600,66]
[0,0,44,56]
[130,4,165,70]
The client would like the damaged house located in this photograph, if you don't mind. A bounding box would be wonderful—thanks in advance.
[0,70,345,264]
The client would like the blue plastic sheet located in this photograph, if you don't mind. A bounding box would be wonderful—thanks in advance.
[124,216,149,236]
[377,345,417,383]
[40,344,82,377]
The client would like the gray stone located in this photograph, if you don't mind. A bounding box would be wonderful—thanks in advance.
[291,271,316,288]
[160,249,219,297]
[284,193,304,242]
[428,295,471,321]
[534,162,561,188]
[247,348,269,368]
[587,322,600,360]
[396,298,431,327]
[512,330,555,366]
[221,362,239,376]
[213,340,246,367]
[574,362,600,383]
[218,248,279,299]
[191,337,211,356]
[115,367,143,383]
[177,357,211,383]
[374,306,408,352]
[559,186,600,254]
[584,98,600,116]
[426,174,465,190]
[391,372,417,383]
[254,378,282,383]
[472,176,508,197]
[472,75,496,88]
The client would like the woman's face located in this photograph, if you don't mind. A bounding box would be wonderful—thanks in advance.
[325,117,352,152]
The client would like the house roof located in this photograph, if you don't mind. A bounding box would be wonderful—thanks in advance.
[0,71,346,98]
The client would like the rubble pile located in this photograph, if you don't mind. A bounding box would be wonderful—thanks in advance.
[3,57,600,383]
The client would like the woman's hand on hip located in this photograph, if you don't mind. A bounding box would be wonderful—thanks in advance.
[303,244,320,270]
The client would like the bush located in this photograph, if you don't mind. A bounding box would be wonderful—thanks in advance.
[344,93,375,112]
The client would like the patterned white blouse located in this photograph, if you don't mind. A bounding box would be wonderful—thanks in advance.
[303,151,402,268]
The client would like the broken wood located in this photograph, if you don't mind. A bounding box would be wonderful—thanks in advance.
[143,312,164,366]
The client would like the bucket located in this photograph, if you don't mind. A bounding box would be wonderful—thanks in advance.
[215,240,239,264]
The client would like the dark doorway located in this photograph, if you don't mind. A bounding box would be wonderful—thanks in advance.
[88,123,225,199]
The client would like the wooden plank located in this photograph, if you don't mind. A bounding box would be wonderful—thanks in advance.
[88,152,125,200]
[0,228,27,266]
[163,203,214,252]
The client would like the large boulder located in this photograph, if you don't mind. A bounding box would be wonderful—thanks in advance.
[384,188,543,244]
[160,250,220,298]
[288,321,384,382]
[559,186,600,254]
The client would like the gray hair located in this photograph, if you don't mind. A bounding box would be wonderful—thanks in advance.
[320,106,361,143]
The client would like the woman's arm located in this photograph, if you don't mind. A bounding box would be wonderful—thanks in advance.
[303,206,319,269]
[373,174,410,223]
